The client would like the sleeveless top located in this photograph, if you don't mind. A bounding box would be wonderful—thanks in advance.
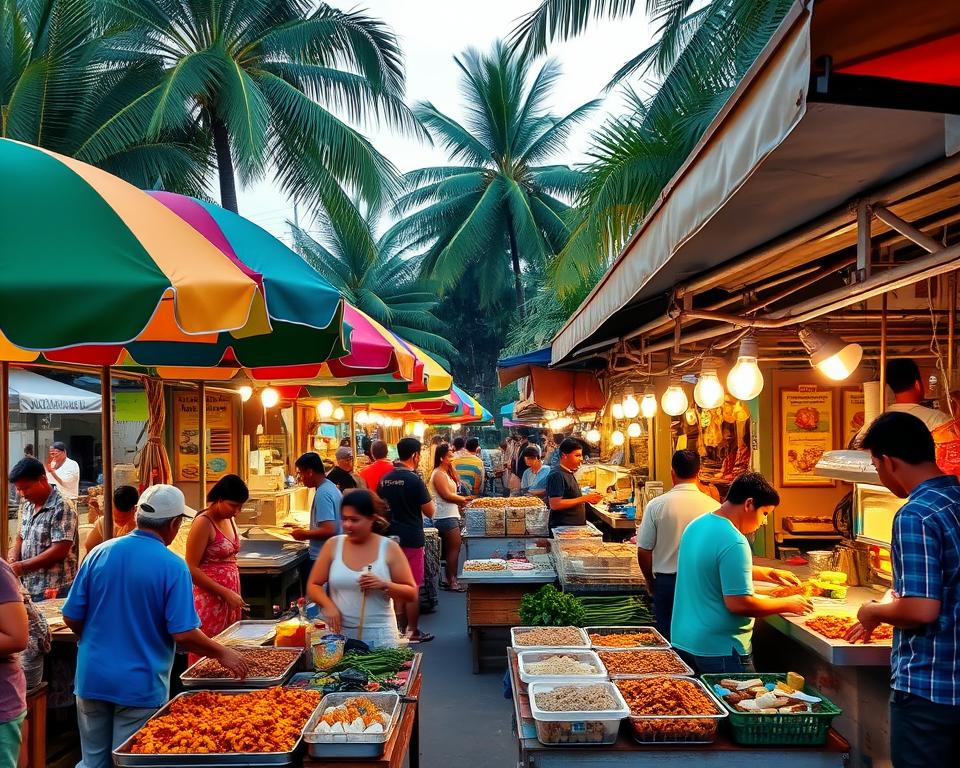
[328,536,398,647]
[429,469,460,520]
[190,515,241,664]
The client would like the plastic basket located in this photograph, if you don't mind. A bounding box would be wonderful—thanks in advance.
[701,673,842,746]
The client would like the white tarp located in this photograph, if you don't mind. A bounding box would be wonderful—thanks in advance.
[8,369,101,414]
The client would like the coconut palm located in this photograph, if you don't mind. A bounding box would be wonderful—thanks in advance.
[96,0,425,214]
[0,0,208,193]
[383,41,598,318]
[291,199,454,364]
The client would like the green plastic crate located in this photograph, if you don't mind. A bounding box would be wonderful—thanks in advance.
[701,673,842,746]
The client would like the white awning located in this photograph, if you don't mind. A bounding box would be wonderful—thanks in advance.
[8,369,102,414]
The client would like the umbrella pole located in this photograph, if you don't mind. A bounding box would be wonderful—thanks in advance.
[101,366,114,540]
[350,406,357,460]
[199,382,207,509]
[1,362,8,554]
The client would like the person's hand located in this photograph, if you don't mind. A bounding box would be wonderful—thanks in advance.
[289,528,309,541]
[463,495,475,504]
[845,602,881,644]
[359,573,388,592]
[324,606,343,634]
[9,561,23,577]
[767,568,802,586]
[782,596,814,615]
[222,590,247,611]
[44,460,55,473]
[216,646,249,679]
[584,492,603,505]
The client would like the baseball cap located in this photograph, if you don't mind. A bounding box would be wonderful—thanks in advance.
[51,441,67,452]
[137,484,196,520]
[335,446,354,460]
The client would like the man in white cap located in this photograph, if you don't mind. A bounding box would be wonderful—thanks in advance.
[62,484,247,768]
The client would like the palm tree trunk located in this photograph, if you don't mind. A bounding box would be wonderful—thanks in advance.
[212,118,239,213]
[507,220,526,320]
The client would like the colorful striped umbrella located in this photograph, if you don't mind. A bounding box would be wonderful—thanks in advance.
[0,140,269,352]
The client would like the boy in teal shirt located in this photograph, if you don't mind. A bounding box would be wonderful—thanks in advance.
[671,472,813,673]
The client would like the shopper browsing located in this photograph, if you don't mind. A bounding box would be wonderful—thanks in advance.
[327,446,366,492]
[360,440,395,491]
[0,557,27,768]
[670,472,811,673]
[44,441,80,500]
[519,446,551,498]
[307,491,418,649]
[62,485,246,768]
[845,412,960,768]
[636,450,718,640]
[84,485,139,555]
[546,439,602,529]
[452,437,485,496]
[291,452,343,561]
[377,437,436,643]
[430,443,473,592]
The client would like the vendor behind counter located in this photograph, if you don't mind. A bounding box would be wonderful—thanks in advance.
[546,439,603,529]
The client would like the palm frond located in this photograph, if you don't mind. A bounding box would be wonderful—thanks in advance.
[509,0,639,57]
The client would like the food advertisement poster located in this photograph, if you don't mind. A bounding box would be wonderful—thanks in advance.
[842,388,865,448]
[780,387,835,487]
[172,391,236,482]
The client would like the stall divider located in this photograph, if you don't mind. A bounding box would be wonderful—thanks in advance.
[101,366,114,540]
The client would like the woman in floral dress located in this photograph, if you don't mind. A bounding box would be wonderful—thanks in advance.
[185,475,249,663]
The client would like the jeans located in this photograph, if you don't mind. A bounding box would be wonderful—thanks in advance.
[678,649,755,675]
[0,712,25,768]
[651,572,677,641]
[76,698,156,768]
[890,690,960,768]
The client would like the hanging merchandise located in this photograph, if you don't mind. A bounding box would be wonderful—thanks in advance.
[727,335,764,400]
[640,388,658,418]
[694,358,725,409]
[661,378,689,416]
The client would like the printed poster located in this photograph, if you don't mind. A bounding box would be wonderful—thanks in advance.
[841,388,866,448]
[781,387,834,487]
[172,391,236,482]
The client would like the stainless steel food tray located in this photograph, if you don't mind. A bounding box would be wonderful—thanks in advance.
[302,692,401,758]
[181,646,302,688]
[213,620,278,647]
[113,689,318,766]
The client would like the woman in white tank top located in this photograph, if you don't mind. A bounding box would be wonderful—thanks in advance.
[429,443,473,592]
[307,491,418,649]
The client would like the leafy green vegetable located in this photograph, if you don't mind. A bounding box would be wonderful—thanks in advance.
[519,585,585,627]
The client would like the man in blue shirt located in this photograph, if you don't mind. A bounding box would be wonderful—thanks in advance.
[846,412,960,768]
[292,452,343,561]
[671,472,811,673]
[62,484,246,768]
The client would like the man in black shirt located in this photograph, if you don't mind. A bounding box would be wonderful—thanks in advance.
[325,447,365,492]
[546,439,603,529]
[377,437,436,643]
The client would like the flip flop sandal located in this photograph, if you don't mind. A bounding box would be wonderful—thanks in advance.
[407,632,435,644]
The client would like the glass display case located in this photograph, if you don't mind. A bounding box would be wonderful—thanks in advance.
[852,482,905,582]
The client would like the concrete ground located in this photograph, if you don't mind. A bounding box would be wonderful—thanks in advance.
[415,590,517,767]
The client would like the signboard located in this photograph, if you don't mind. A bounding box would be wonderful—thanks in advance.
[780,386,835,487]
[172,391,237,483]
[841,388,866,448]
[115,391,148,422]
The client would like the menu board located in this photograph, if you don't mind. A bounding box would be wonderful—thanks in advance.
[841,388,866,448]
[780,387,835,487]
[172,391,237,482]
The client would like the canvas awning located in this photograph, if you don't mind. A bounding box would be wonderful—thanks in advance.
[498,347,605,411]
[552,0,960,363]
[9,369,101,413]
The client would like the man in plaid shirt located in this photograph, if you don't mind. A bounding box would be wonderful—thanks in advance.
[847,412,960,767]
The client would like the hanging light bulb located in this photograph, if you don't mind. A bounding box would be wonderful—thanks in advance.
[799,327,863,381]
[413,421,427,438]
[661,378,689,416]
[684,408,698,425]
[727,335,765,401]
[260,387,279,408]
[355,410,369,425]
[238,385,253,402]
[622,389,640,419]
[404,422,414,435]
[586,428,601,444]
[317,400,334,419]
[694,357,725,409]
[627,422,642,438]
[610,430,625,446]
[640,388,658,418]
[611,402,625,420]
[333,407,345,421]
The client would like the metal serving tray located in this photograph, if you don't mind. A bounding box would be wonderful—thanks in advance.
[302,692,401,758]
[181,646,302,688]
[113,689,318,766]
[213,620,278,647]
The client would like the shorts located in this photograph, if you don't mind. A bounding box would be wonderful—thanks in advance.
[433,517,460,534]
[401,546,425,586]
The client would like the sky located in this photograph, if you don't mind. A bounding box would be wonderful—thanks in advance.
[237,0,656,240]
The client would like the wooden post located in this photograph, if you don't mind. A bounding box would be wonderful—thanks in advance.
[198,382,207,509]
[880,294,888,411]
[1,362,8,552]
[101,367,114,540]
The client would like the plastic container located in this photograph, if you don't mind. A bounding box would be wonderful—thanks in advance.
[517,650,608,684]
[585,626,670,650]
[528,681,630,746]
[310,632,345,671]
[551,524,602,540]
[618,677,727,744]
[510,626,590,651]
[301,692,400,758]
[596,648,693,678]
[701,673,842,746]
[524,506,550,536]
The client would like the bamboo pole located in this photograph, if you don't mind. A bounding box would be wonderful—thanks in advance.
[199,382,207,509]
[880,294,888,411]
[101,367,114,540]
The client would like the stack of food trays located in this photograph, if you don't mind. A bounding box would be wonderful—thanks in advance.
[181,646,303,688]
[301,692,401,758]
[555,542,644,585]
[550,523,602,541]
[113,688,322,766]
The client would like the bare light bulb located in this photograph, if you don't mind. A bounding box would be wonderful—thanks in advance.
[799,327,863,381]
[610,430,625,447]
[640,391,658,418]
[627,422,642,438]
[727,336,764,401]
[586,428,601,444]
[661,381,689,417]
[622,392,640,419]
[260,387,279,408]
[355,410,369,425]
[238,385,253,402]
[333,407,345,420]
[694,360,725,409]
[317,399,334,419]
[611,402,625,420]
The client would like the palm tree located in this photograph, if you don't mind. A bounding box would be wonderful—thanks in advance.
[96,0,425,213]
[291,200,454,364]
[383,41,598,318]
[0,0,208,193]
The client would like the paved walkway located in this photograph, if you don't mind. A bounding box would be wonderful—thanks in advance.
[415,590,517,767]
